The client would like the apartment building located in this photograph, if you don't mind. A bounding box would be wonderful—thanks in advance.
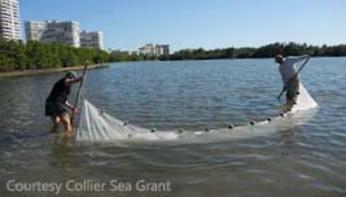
[0,0,21,40]
[25,20,80,47]
[80,30,104,49]
[138,44,170,56]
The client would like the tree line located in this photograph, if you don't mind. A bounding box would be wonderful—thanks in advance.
[0,39,164,72]
[108,52,157,62]
[0,39,111,72]
[1,40,346,72]
[163,42,346,60]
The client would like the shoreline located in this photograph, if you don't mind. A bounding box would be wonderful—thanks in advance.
[160,55,346,61]
[0,64,109,78]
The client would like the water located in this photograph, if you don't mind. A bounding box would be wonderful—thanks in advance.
[0,58,345,196]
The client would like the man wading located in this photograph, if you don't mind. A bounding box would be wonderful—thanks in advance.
[275,54,310,112]
[45,71,83,135]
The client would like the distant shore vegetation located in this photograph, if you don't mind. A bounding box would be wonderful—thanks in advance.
[164,42,346,60]
[0,40,110,72]
[1,39,346,72]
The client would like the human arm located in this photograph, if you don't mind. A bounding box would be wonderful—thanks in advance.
[64,76,83,85]
[65,100,77,112]
[287,55,311,81]
[287,54,310,65]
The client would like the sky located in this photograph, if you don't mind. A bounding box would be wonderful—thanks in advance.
[21,0,346,52]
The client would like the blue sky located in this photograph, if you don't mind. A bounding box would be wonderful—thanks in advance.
[21,0,346,51]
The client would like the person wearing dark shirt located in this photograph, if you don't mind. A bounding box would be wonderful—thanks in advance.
[45,71,83,134]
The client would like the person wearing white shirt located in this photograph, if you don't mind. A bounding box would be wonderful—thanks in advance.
[275,54,310,111]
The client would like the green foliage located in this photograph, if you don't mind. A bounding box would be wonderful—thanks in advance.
[0,39,110,72]
[1,39,346,72]
[109,52,156,62]
[168,42,346,60]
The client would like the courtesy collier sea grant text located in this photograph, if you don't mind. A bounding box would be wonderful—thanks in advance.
[6,179,172,195]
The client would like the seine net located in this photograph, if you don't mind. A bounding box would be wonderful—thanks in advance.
[76,83,318,143]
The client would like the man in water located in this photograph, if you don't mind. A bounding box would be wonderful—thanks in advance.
[275,54,310,111]
[45,71,83,134]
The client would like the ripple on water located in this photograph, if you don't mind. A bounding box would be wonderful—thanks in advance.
[0,58,346,196]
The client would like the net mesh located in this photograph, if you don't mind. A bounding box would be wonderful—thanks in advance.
[76,83,318,143]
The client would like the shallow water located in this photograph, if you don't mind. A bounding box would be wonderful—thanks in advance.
[0,58,345,196]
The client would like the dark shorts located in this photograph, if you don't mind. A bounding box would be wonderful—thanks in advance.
[45,100,67,116]
[286,78,300,104]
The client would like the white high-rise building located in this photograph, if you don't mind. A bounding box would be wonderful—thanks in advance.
[138,44,156,56]
[25,20,80,47]
[24,21,46,41]
[138,44,170,56]
[155,44,170,56]
[0,0,21,40]
[80,30,104,49]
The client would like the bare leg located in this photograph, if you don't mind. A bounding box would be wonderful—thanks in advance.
[60,113,73,135]
[285,79,299,112]
[50,116,61,132]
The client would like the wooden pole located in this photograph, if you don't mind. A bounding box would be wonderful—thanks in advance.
[71,62,88,125]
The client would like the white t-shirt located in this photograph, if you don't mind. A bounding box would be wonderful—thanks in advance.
[279,55,309,83]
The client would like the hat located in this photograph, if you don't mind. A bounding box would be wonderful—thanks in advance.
[65,71,78,78]
[275,54,283,59]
